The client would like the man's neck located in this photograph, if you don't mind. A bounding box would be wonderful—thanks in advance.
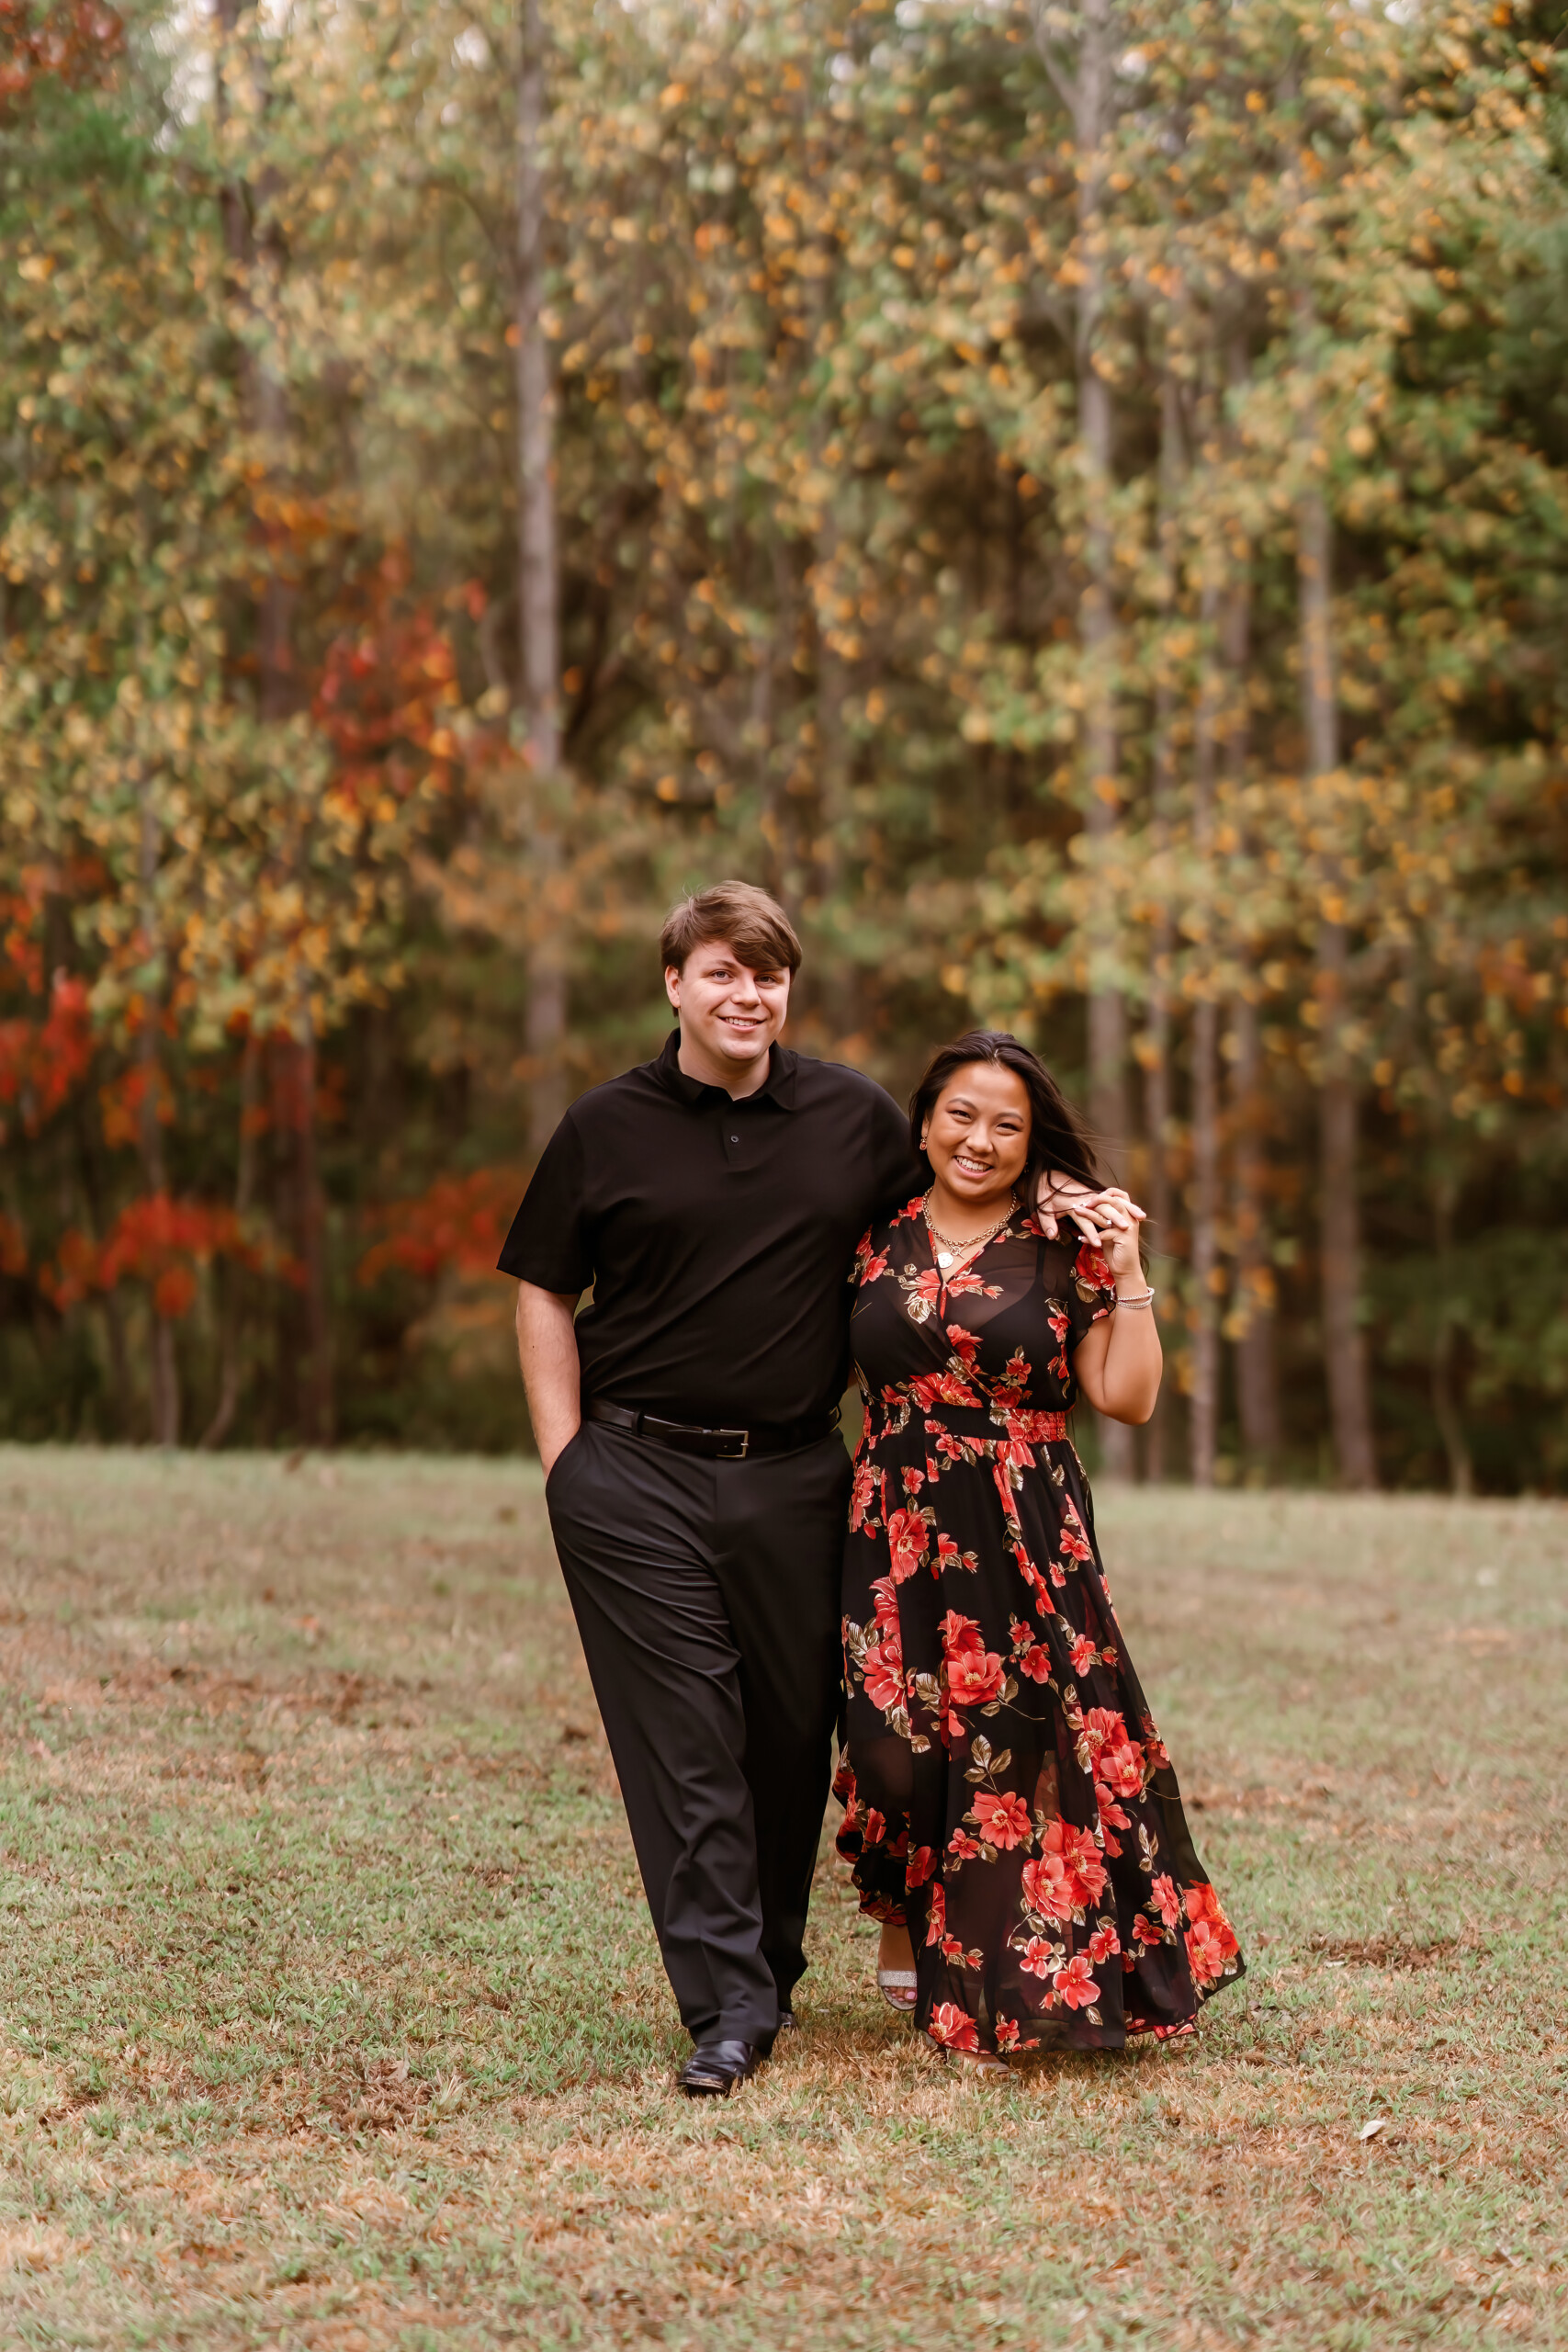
[676,1033,774,1100]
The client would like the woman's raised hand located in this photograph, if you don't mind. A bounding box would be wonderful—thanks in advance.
[1035,1173,1148,1278]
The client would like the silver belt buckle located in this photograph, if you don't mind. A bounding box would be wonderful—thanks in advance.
[712,1426,749,1459]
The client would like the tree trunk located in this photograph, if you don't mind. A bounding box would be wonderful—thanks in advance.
[1299,474,1376,1489]
[1230,994,1282,1464]
[1140,363,1181,1485]
[1037,0,1132,1477]
[516,0,567,1152]
[201,1029,260,1450]
[1218,348,1281,1468]
[1189,558,1222,1491]
[1430,1176,1473,1496]
[137,783,179,1448]
[294,1015,333,1445]
[813,513,853,1046]
[1284,71,1376,1493]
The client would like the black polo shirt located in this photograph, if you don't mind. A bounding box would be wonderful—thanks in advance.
[497,1028,922,1426]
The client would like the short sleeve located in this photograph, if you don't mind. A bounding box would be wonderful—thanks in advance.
[1065,1237,1118,1354]
[869,1080,926,1221]
[496,1113,592,1293]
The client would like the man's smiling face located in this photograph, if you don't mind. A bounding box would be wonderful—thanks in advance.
[665,937,791,1087]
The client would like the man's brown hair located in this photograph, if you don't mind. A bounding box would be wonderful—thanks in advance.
[660,881,803,977]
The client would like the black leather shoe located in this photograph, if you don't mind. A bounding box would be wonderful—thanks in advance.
[676,2039,761,2098]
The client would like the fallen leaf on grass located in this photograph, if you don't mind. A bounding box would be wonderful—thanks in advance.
[1358,2117,1388,2142]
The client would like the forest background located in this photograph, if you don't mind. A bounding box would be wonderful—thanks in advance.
[2,0,1565,1492]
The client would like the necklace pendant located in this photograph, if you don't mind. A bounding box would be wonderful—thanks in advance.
[936,1250,953,1268]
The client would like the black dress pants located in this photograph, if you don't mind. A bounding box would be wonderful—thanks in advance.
[545,1419,851,2047]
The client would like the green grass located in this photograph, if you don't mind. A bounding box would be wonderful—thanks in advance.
[1,1447,1564,2349]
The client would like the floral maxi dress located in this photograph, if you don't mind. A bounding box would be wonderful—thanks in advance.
[835,1200,1244,2057]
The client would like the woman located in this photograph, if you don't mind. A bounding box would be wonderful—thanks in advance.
[835,1031,1243,2074]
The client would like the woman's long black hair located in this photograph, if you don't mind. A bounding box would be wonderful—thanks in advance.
[908,1030,1102,1207]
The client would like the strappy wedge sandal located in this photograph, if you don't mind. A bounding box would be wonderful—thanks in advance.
[876,1968,919,2014]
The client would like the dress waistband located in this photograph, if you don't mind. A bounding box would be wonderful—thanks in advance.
[865,1396,1067,1446]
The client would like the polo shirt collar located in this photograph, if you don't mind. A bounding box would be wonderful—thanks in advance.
[654,1026,797,1110]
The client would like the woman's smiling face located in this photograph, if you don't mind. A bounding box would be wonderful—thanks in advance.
[922,1060,1032,1212]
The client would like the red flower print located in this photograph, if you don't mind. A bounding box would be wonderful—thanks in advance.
[863,1809,886,1846]
[910,1369,982,1411]
[1021,1851,1077,1925]
[939,1610,1006,1717]
[1185,1882,1230,1928]
[1014,1635,1051,1683]
[1074,1238,1112,1295]
[943,1268,999,1302]
[863,1634,905,1713]
[1019,1936,1057,1978]
[972,1789,1032,1850]
[946,1827,983,1862]
[902,1267,943,1321]
[1013,1548,1053,1617]
[1133,1913,1164,1948]
[886,1508,931,1583]
[928,2003,980,2052]
[849,1459,877,1532]
[935,1530,978,1575]
[944,1322,982,1368]
[1057,1500,1094,1566]
[1068,1633,1099,1677]
[1052,1953,1099,2010]
[1087,1921,1122,1965]
[1049,1815,1108,1905]
[1082,1705,1145,1798]
[1004,1409,1067,1445]
[1152,1872,1181,1928]
[994,2016,1021,2052]
[870,1575,901,1638]
[1183,1884,1239,1984]
[1185,1913,1239,1987]
[901,1466,926,1498]
[924,1883,947,1948]
[1095,1780,1132,1856]
[852,1229,890,1283]
[1021,1819,1107,1919]
[905,1845,936,1889]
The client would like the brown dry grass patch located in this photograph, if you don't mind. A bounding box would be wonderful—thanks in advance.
[2,1450,1565,2348]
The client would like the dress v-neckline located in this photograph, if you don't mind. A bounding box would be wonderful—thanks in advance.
[926,1213,1014,1282]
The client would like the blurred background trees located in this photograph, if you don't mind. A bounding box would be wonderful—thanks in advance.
[3,0,1565,1485]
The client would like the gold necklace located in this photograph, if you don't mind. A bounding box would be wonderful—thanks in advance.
[923,1188,1015,1272]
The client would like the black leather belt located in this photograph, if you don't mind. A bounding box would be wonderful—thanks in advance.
[586,1398,840,1460]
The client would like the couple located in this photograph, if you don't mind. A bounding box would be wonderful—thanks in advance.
[502,880,1241,2093]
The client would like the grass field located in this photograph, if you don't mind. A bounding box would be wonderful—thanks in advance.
[1,1447,1564,2351]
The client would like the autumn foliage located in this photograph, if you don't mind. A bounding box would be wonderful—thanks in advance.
[0,0,1564,1479]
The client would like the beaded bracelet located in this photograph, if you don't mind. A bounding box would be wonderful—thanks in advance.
[1113,1286,1156,1310]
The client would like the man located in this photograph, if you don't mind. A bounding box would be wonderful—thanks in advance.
[500,880,1129,2095]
